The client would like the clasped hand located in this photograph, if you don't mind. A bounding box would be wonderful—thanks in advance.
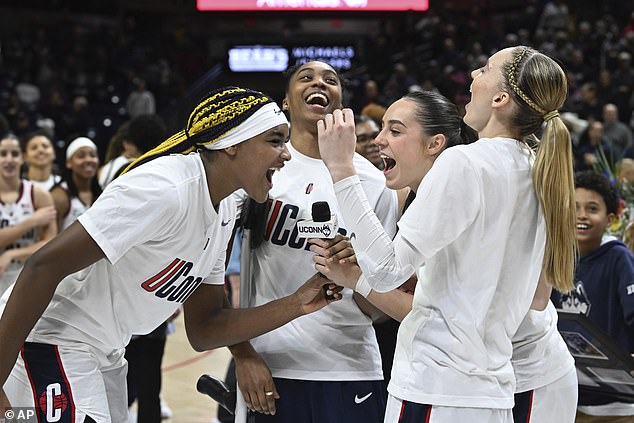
[310,234,362,290]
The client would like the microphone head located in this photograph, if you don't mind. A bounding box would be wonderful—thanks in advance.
[311,201,331,222]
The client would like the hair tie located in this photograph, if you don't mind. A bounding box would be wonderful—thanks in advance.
[543,110,559,122]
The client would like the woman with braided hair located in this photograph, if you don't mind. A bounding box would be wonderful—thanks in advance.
[314,46,576,422]
[0,86,343,423]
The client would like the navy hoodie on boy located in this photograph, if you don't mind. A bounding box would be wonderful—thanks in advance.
[553,239,634,405]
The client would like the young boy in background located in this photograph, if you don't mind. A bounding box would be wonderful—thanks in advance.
[554,170,634,422]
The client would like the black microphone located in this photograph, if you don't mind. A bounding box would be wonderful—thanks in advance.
[197,374,236,415]
[297,201,339,239]
[312,201,331,223]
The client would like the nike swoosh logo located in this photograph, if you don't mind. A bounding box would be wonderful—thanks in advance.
[354,392,372,404]
[221,219,231,227]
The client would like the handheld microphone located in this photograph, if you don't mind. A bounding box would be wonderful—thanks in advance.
[197,374,236,415]
[296,201,339,239]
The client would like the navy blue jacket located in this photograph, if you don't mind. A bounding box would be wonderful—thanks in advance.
[553,239,634,405]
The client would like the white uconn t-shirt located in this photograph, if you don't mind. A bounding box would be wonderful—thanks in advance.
[20,154,231,354]
[246,142,398,381]
[337,138,546,408]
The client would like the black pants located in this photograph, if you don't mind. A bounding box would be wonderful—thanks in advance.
[126,324,167,423]
[373,318,399,387]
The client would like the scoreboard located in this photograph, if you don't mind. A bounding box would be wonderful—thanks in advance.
[197,0,428,12]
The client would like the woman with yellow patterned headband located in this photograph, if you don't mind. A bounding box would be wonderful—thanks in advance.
[0,86,343,423]
[315,47,577,422]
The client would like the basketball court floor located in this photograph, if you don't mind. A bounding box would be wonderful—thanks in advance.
[154,314,232,423]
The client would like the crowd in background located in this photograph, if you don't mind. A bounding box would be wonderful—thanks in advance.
[3,1,634,421]
[0,1,633,169]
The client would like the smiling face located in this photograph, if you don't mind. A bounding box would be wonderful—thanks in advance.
[24,135,55,169]
[0,137,23,181]
[464,48,513,135]
[374,98,436,191]
[575,187,614,256]
[67,147,99,180]
[284,61,343,130]
[235,123,291,203]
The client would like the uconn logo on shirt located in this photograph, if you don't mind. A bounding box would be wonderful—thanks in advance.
[263,199,345,250]
[559,281,591,315]
[141,258,204,303]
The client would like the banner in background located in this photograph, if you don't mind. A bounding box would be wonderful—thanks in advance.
[198,0,428,12]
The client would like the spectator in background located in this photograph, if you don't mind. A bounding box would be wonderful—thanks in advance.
[354,114,383,170]
[98,121,131,188]
[22,130,61,191]
[99,115,167,188]
[127,78,156,119]
[597,69,619,108]
[50,137,101,231]
[603,103,633,159]
[566,82,603,122]
[383,63,417,105]
[537,0,572,35]
[0,134,57,296]
[612,52,634,121]
[554,171,634,421]
[575,121,614,171]
[361,80,387,126]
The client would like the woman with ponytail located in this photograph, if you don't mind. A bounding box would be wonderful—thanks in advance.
[0,87,343,422]
[314,46,576,423]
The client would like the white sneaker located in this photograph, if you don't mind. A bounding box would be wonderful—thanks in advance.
[160,397,173,420]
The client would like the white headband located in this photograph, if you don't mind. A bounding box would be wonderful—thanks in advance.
[66,137,98,160]
[203,102,289,150]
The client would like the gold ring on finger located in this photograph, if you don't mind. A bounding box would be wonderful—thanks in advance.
[265,391,274,396]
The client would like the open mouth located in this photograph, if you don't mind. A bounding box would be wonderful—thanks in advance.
[576,223,590,230]
[305,92,329,108]
[266,167,282,184]
[382,155,396,172]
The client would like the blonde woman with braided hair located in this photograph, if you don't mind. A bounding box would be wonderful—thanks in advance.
[0,86,343,423]
[314,46,576,422]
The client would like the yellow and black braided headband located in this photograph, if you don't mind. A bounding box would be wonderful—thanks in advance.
[122,87,274,174]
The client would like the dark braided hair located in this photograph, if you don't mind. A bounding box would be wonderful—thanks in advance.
[122,87,275,174]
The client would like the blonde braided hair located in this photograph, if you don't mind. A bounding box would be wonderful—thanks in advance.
[506,47,547,116]
[504,46,577,293]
